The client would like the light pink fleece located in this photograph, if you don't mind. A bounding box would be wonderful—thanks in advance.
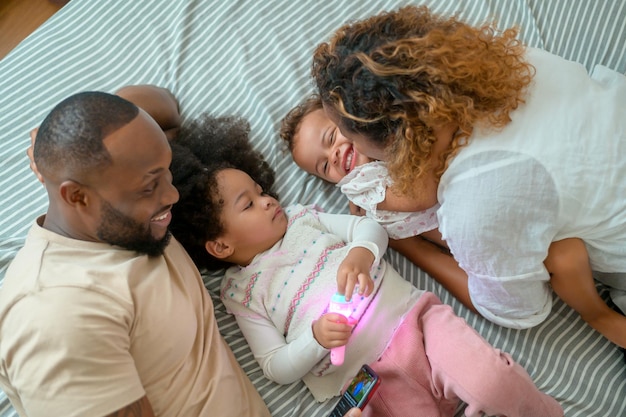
[365,292,563,417]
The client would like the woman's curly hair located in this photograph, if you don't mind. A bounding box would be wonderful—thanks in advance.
[312,5,534,196]
[169,113,276,271]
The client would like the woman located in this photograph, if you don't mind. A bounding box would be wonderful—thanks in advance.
[311,5,626,331]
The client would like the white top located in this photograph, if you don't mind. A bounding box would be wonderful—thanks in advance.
[221,204,421,401]
[438,47,626,329]
[337,161,440,239]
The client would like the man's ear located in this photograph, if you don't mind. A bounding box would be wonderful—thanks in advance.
[28,127,44,184]
[58,180,89,208]
[205,239,234,259]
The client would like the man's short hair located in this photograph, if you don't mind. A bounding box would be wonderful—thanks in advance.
[34,91,139,179]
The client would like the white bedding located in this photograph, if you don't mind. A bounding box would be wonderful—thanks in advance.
[0,1,625,416]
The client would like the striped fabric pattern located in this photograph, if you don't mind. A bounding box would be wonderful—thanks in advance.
[0,0,625,416]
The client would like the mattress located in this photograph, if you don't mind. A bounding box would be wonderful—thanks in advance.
[0,0,625,416]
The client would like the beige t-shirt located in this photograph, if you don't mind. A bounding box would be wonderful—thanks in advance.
[0,217,270,417]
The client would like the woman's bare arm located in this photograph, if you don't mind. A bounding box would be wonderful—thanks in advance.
[389,235,477,314]
[546,238,626,348]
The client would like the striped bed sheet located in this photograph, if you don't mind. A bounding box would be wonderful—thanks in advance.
[0,0,625,416]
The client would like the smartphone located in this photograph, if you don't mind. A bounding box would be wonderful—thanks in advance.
[328,364,381,417]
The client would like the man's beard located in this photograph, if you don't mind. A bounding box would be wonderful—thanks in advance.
[96,199,171,257]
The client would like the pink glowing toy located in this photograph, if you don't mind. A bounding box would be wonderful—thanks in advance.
[328,292,353,366]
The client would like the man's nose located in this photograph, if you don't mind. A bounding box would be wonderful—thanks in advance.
[162,179,180,206]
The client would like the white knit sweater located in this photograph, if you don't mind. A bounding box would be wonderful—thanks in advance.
[221,204,422,401]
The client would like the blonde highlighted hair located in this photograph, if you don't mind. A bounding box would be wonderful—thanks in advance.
[312,5,534,196]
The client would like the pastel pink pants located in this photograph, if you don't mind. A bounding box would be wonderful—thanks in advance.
[365,292,563,417]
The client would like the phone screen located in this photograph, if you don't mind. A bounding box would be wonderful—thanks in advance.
[328,365,380,417]
[345,365,378,407]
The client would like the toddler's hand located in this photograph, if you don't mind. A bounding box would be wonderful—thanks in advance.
[313,313,353,349]
[336,247,375,300]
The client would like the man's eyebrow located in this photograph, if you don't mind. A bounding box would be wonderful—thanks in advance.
[141,167,165,181]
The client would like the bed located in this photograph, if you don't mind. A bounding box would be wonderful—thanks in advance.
[0,0,625,416]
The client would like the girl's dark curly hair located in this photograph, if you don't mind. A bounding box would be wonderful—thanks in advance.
[312,5,534,197]
[169,113,276,271]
